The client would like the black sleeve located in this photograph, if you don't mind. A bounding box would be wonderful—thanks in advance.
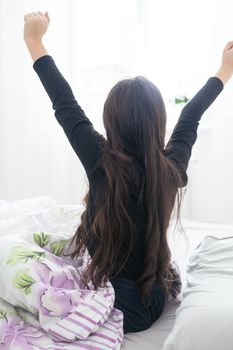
[164,77,223,186]
[33,55,105,179]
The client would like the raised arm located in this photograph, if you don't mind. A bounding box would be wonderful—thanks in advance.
[24,12,105,178]
[165,41,233,186]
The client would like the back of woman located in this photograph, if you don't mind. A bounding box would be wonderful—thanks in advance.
[24,11,233,333]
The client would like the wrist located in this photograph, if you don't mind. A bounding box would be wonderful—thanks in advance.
[215,66,232,85]
[24,36,43,46]
[24,39,48,62]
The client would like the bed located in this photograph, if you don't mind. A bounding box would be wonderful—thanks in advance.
[1,197,233,350]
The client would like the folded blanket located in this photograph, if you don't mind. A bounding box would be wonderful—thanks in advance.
[0,206,123,350]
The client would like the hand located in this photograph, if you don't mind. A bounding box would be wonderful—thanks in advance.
[221,41,233,75]
[215,41,233,84]
[24,11,50,43]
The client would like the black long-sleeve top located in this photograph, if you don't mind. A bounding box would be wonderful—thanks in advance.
[33,55,223,280]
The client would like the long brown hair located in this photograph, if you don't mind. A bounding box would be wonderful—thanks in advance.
[70,76,183,303]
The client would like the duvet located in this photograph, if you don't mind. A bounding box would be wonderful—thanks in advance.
[0,206,123,350]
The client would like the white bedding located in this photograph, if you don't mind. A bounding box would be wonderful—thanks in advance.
[123,220,233,350]
[0,196,56,221]
[1,197,233,350]
[162,235,233,350]
[122,299,179,350]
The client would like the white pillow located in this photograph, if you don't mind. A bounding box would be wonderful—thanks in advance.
[0,196,56,221]
[162,235,233,350]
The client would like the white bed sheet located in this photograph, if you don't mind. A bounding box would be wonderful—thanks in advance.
[122,219,233,350]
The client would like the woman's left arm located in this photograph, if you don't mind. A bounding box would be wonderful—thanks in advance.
[165,41,233,186]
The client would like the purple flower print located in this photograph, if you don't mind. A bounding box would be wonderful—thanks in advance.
[29,260,52,285]
[39,269,78,317]
[50,272,75,289]
[40,288,74,316]
[0,316,46,350]
[28,258,80,317]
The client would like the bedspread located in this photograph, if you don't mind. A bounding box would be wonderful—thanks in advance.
[0,209,123,350]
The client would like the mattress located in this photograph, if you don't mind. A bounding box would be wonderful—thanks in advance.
[122,219,233,350]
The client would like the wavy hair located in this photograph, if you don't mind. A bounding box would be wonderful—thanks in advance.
[70,76,183,304]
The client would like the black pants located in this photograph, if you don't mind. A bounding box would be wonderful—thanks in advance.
[111,278,166,334]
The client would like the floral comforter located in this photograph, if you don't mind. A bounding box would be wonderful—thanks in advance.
[0,205,123,350]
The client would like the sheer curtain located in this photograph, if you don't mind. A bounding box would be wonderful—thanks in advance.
[0,0,149,205]
[0,0,84,203]
[1,0,233,223]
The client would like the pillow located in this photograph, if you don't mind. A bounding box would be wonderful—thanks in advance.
[0,196,56,221]
[162,235,233,350]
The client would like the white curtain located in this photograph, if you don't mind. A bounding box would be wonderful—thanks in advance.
[1,0,233,223]
[0,0,147,205]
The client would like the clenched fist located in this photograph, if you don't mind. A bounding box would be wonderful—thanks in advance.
[215,41,233,85]
[24,11,50,42]
[221,41,233,76]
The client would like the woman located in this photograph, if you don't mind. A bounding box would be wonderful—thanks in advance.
[24,11,233,333]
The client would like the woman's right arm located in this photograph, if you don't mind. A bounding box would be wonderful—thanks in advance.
[24,12,105,178]
[165,41,233,186]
